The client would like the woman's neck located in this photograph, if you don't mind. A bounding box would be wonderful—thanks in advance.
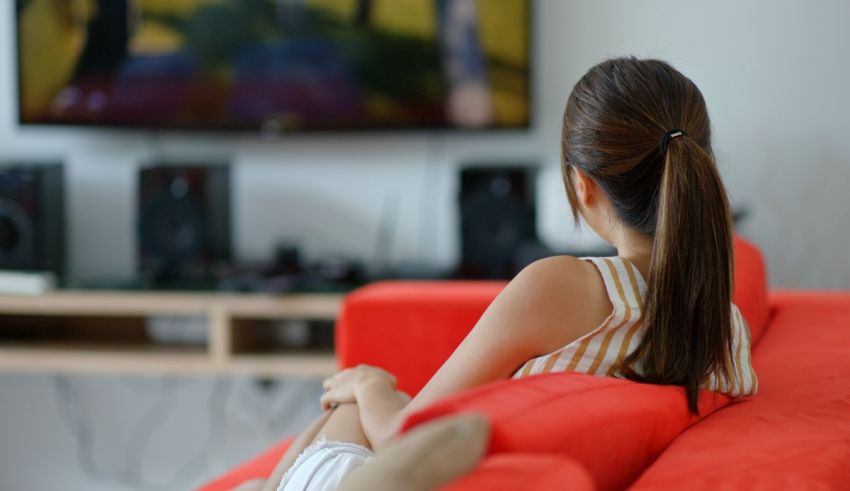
[613,228,654,281]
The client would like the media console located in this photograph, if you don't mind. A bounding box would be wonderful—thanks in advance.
[0,290,342,377]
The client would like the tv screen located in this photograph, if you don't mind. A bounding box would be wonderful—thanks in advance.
[16,0,530,132]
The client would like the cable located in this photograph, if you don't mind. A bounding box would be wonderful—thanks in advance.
[231,379,297,437]
[122,378,179,487]
[51,375,232,490]
[421,132,446,261]
[166,378,233,487]
[373,192,401,272]
[224,381,277,440]
[231,378,322,443]
[147,129,165,164]
[266,379,323,438]
[53,376,140,488]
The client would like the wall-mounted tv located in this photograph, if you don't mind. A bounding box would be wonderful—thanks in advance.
[16,0,530,133]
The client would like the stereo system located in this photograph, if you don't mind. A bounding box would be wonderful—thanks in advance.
[0,160,558,287]
[457,165,545,279]
[0,163,65,281]
[137,163,231,287]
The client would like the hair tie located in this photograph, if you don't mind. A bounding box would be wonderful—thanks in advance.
[660,129,686,154]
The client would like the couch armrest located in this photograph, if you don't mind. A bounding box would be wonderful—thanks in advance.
[336,281,506,396]
[441,453,595,490]
[195,442,595,491]
[195,437,293,491]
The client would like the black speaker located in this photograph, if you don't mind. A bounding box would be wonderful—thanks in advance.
[0,163,65,279]
[458,165,540,279]
[138,163,231,287]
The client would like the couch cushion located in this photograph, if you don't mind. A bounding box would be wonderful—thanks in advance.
[732,236,769,344]
[402,373,730,491]
[629,293,850,490]
[441,454,595,491]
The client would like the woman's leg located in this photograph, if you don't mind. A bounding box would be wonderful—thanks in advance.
[258,403,370,491]
[258,408,335,491]
[255,391,406,490]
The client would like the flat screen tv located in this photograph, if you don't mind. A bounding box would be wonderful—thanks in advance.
[15,0,530,133]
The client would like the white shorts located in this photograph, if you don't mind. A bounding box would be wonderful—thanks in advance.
[276,438,374,491]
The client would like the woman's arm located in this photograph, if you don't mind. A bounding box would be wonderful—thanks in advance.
[323,256,602,449]
[400,256,599,415]
[320,365,408,450]
[354,377,407,450]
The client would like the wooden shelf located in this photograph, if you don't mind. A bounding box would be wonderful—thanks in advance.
[228,354,339,378]
[0,290,344,377]
[0,290,343,317]
[0,346,212,376]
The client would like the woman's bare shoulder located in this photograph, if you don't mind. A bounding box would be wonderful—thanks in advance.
[511,255,605,304]
[498,255,610,353]
[517,255,598,284]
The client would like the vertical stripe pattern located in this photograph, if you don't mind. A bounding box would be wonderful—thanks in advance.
[512,256,758,398]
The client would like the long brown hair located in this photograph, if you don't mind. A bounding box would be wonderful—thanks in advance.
[562,58,735,413]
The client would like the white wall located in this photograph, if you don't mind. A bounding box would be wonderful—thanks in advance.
[3,0,849,288]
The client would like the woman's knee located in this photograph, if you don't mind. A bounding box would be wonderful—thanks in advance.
[312,403,370,448]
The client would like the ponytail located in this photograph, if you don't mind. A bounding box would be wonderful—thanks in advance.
[622,136,735,413]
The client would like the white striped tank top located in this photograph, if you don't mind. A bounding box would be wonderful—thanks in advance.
[512,256,758,397]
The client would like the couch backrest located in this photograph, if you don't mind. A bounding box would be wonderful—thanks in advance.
[336,281,505,396]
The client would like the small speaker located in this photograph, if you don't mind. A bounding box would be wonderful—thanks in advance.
[0,163,65,279]
[458,165,540,279]
[138,163,231,287]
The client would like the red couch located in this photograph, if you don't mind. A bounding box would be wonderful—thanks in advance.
[199,238,850,490]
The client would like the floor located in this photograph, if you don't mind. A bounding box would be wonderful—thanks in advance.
[0,374,323,491]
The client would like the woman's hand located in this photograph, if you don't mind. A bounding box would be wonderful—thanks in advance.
[320,365,397,410]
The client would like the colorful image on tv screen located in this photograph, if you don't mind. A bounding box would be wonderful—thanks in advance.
[16,0,530,132]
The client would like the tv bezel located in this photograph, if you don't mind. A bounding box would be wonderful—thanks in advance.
[13,0,534,135]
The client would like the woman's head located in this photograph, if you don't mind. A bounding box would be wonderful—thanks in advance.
[562,58,735,413]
